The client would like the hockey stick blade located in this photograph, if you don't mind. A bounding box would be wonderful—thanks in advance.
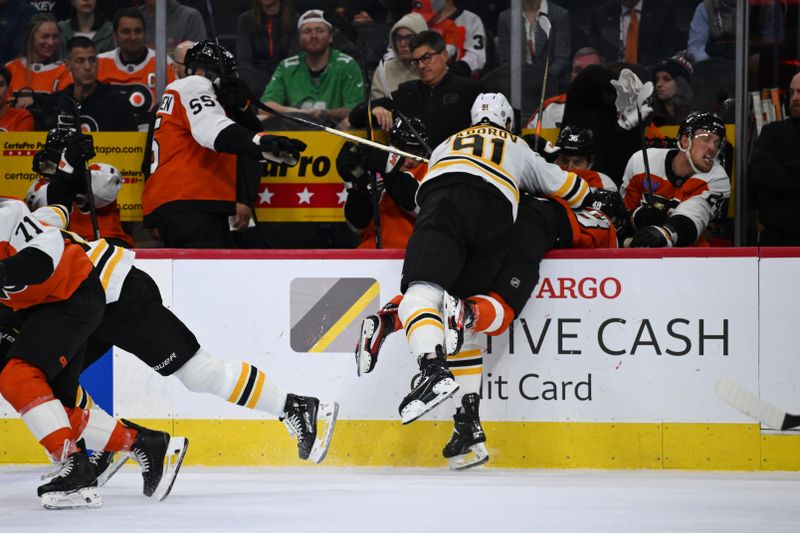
[96,452,130,487]
[308,401,339,464]
[152,437,189,502]
[715,378,800,430]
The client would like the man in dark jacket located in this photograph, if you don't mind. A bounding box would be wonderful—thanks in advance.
[349,30,484,149]
[751,72,800,245]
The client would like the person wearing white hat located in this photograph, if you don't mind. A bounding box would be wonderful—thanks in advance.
[259,9,364,128]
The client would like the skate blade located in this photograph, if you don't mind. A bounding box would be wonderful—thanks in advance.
[400,381,459,425]
[448,443,489,471]
[152,437,189,502]
[96,452,131,487]
[41,487,103,510]
[355,318,377,377]
[308,401,339,464]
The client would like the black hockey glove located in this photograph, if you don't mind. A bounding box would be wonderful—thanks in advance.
[631,194,673,229]
[63,133,95,168]
[253,134,307,165]
[361,145,404,174]
[629,224,677,248]
[218,75,245,112]
[336,141,368,187]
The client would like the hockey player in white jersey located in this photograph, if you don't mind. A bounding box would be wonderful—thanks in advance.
[396,92,595,424]
[621,111,730,247]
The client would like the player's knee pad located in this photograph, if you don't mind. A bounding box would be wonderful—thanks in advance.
[173,348,231,396]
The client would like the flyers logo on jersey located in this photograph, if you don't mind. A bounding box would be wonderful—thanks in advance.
[0,283,27,301]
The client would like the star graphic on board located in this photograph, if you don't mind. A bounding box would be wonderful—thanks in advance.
[336,187,348,204]
[259,187,275,204]
[297,187,314,204]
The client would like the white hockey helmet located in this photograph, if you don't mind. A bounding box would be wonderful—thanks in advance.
[470,92,514,131]
[82,163,123,209]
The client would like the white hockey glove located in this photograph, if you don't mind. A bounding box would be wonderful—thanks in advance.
[252,133,307,166]
[611,68,653,131]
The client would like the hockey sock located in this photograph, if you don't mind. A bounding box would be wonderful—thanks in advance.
[398,282,445,359]
[447,332,483,407]
[174,348,288,417]
[0,358,77,458]
[73,386,137,451]
[469,291,515,336]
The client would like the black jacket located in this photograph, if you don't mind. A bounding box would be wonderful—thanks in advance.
[751,117,800,243]
[44,82,138,131]
[350,71,484,149]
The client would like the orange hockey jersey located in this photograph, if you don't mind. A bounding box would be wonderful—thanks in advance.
[0,107,34,131]
[142,75,237,225]
[96,48,175,112]
[5,58,71,97]
[0,199,92,310]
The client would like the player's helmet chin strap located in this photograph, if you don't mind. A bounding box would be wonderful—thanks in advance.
[678,135,703,175]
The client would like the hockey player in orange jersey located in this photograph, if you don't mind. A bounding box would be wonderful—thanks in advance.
[142,39,307,248]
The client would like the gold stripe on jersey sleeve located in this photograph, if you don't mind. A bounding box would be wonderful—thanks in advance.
[88,240,109,264]
[100,246,125,290]
[431,159,520,203]
[553,171,589,207]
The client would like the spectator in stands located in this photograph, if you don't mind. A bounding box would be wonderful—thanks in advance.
[0,65,34,130]
[525,46,602,130]
[139,0,207,58]
[172,39,193,79]
[687,0,735,63]
[651,51,693,127]
[330,0,387,23]
[412,0,485,77]
[5,13,71,114]
[97,8,175,129]
[336,117,429,249]
[236,0,297,100]
[0,0,37,65]
[44,36,137,131]
[621,112,730,247]
[57,0,114,58]
[370,11,427,99]
[260,9,364,128]
[589,0,681,68]
[751,72,800,246]
[497,0,570,89]
[350,30,483,148]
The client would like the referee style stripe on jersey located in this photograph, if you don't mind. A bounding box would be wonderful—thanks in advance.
[290,278,380,353]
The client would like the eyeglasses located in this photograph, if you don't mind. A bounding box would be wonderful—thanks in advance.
[394,34,414,43]
[410,50,443,68]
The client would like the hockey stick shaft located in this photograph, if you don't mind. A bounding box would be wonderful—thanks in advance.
[637,105,655,205]
[533,14,552,152]
[715,378,800,430]
[70,100,99,240]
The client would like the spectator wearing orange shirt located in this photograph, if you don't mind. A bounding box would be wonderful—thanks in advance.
[4,13,71,117]
[0,65,34,131]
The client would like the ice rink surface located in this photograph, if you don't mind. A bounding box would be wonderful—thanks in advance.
[2,466,799,532]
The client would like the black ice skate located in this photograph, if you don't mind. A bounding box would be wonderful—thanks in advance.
[443,393,489,470]
[122,419,189,501]
[89,450,129,487]
[443,291,475,356]
[282,394,339,463]
[38,451,102,510]
[399,347,459,424]
[355,301,399,376]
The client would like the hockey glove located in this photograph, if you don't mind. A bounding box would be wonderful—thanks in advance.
[632,195,674,229]
[611,68,653,131]
[336,142,368,187]
[253,133,307,166]
[62,133,95,168]
[629,224,677,248]
[361,145,404,174]
[218,75,246,112]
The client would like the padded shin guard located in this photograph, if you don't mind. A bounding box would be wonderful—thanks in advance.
[174,349,288,417]
[398,282,445,358]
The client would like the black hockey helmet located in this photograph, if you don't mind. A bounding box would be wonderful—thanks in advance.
[678,111,726,142]
[389,116,429,154]
[590,188,627,232]
[32,125,81,176]
[184,39,237,79]
[555,124,594,156]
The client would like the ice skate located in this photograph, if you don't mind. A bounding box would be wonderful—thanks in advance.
[282,394,339,463]
[399,347,459,424]
[89,450,129,487]
[443,393,489,470]
[443,291,474,356]
[355,301,399,376]
[38,451,102,510]
[122,419,189,501]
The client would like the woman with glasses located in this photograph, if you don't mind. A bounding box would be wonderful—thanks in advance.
[370,12,427,99]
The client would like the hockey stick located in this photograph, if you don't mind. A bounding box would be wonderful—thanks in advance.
[70,100,100,240]
[533,14,552,153]
[637,105,655,206]
[394,108,433,156]
[715,378,800,430]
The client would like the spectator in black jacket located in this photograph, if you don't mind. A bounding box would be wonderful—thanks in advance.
[42,36,137,131]
[751,72,800,246]
[349,30,483,149]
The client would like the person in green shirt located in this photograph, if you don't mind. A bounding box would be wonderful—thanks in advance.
[259,9,364,128]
